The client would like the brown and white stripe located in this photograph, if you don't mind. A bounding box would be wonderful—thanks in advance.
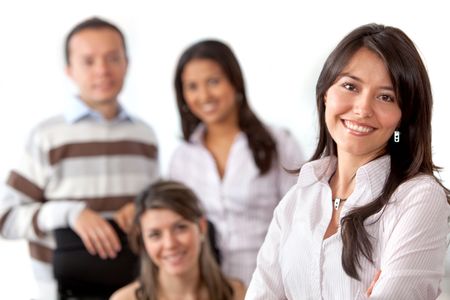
[0,113,160,277]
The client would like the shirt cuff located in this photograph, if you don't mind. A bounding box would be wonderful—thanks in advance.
[37,201,86,232]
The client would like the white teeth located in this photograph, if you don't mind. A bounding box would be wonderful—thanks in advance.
[344,120,373,133]
[201,102,217,113]
[163,251,184,262]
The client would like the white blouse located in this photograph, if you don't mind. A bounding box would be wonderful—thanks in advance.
[246,155,450,299]
[169,125,304,285]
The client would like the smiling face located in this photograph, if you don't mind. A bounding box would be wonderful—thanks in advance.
[181,58,239,128]
[66,28,128,110]
[324,47,402,161]
[140,208,205,277]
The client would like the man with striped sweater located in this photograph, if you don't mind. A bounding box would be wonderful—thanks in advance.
[0,17,159,299]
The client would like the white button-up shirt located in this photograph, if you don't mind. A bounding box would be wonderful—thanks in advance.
[169,125,304,285]
[246,155,450,299]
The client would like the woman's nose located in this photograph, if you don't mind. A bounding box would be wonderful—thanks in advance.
[353,92,373,118]
[162,232,178,248]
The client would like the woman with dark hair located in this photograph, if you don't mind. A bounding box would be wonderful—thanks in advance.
[110,180,245,300]
[169,40,303,285]
[246,24,450,299]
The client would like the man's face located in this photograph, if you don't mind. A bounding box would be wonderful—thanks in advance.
[66,28,128,109]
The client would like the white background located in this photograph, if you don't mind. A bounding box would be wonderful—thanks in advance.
[0,0,449,298]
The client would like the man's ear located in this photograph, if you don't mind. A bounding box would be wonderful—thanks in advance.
[65,64,73,80]
[124,57,129,73]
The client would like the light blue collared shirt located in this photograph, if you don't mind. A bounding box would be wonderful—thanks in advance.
[64,96,132,124]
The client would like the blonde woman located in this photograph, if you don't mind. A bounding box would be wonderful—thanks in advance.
[111,180,245,300]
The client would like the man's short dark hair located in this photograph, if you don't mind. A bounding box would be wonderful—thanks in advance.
[64,17,127,65]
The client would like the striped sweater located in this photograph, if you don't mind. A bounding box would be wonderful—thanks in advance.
[0,109,159,296]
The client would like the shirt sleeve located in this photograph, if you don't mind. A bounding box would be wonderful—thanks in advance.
[370,177,450,299]
[0,130,83,240]
[274,128,305,198]
[146,125,161,182]
[167,145,185,181]
[245,194,290,300]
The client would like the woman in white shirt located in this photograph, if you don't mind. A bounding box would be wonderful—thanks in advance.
[169,40,304,285]
[246,23,450,299]
[110,180,246,300]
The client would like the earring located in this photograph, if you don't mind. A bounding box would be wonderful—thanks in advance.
[394,130,400,143]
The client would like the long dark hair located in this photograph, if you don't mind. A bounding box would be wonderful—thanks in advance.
[313,23,450,279]
[131,180,234,300]
[174,40,277,174]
